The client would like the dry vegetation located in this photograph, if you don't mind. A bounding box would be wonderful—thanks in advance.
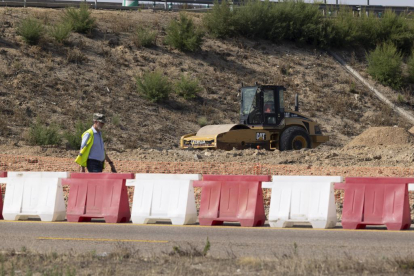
[0,7,411,152]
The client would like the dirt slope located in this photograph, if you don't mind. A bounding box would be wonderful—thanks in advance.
[0,7,412,158]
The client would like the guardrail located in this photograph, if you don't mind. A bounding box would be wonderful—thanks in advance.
[0,0,214,9]
[320,4,414,14]
[0,0,413,13]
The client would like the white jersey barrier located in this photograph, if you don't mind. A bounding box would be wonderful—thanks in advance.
[126,174,200,225]
[263,176,342,229]
[2,172,69,221]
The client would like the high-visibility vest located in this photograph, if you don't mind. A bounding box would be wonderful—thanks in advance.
[75,128,105,168]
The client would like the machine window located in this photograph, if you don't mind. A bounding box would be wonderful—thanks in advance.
[267,117,276,124]
[263,90,275,113]
[278,88,285,112]
[241,86,262,124]
[241,87,257,116]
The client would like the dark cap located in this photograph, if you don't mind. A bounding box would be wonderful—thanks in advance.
[93,113,106,123]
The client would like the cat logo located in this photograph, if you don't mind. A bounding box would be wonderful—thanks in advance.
[256,132,266,141]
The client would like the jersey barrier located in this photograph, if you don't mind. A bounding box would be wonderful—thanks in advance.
[2,172,69,221]
[126,174,200,225]
[263,176,342,229]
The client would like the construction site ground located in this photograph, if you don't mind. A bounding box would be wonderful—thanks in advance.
[0,126,413,168]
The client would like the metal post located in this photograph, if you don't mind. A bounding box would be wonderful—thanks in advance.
[367,0,369,5]
[24,0,26,8]
[95,0,97,9]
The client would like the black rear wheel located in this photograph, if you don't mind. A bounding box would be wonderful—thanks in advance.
[279,126,311,151]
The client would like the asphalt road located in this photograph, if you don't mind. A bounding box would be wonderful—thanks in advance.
[1,220,414,259]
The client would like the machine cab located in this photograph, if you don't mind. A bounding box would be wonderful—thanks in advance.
[240,85,285,126]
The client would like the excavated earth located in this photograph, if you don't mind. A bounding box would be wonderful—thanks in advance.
[1,127,414,169]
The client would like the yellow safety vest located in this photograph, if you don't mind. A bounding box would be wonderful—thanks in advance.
[74,129,105,168]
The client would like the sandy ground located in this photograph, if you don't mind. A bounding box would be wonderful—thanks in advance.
[0,127,413,169]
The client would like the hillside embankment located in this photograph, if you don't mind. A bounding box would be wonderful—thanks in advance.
[1,7,413,153]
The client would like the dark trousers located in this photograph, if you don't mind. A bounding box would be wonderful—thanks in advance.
[87,159,104,173]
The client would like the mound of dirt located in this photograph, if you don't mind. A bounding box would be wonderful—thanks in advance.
[345,127,414,148]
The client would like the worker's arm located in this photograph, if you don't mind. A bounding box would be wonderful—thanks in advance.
[105,153,117,173]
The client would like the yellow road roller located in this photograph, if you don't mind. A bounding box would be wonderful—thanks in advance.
[180,85,329,151]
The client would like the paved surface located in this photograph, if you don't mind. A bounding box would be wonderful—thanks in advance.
[1,220,414,259]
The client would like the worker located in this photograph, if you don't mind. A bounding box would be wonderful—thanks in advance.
[75,113,117,173]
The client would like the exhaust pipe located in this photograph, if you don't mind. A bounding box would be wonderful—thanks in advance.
[295,94,299,112]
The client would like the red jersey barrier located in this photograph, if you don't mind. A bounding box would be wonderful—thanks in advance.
[0,172,6,220]
[336,177,413,230]
[62,173,134,223]
[194,175,270,227]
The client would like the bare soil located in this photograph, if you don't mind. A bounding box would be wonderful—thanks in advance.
[1,126,414,168]
[1,8,412,155]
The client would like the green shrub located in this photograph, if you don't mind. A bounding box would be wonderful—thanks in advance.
[165,13,204,52]
[197,116,208,127]
[357,11,380,49]
[63,3,96,34]
[203,0,235,38]
[64,121,89,149]
[175,75,202,100]
[328,7,378,49]
[28,121,61,146]
[202,0,414,51]
[48,22,72,43]
[17,17,44,45]
[133,27,157,47]
[112,114,120,126]
[233,0,274,39]
[270,0,325,45]
[407,54,414,83]
[204,0,326,45]
[136,71,172,103]
[367,42,403,89]
[378,10,414,55]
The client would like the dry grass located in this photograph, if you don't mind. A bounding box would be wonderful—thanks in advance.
[110,16,135,35]
[1,245,414,275]
[66,48,87,64]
